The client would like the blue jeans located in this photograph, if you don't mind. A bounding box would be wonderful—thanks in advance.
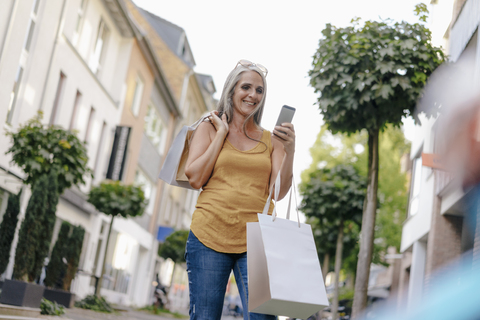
[185,231,276,320]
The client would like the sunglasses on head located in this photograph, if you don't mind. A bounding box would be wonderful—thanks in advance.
[235,59,268,77]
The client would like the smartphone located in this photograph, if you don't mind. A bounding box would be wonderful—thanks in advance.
[275,105,296,135]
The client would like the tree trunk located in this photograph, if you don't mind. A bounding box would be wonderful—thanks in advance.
[352,128,379,318]
[317,253,331,320]
[95,215,115,297]
[332,219,344,320]
[322,253,330,284]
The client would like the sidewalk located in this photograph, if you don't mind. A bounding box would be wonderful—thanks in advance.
[38,308,239,320]
[39,308,184,320]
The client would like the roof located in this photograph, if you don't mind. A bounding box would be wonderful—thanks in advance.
[138,8,196,67]
[125,0,190,104]
[195,73,216,95]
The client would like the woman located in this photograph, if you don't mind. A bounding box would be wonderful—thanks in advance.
[184,59,295,320]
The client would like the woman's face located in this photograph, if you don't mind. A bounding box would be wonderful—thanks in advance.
[232,71,264,117]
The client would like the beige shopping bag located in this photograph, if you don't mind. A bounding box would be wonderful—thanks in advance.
[159,115,209,190]
[247,174,328,319]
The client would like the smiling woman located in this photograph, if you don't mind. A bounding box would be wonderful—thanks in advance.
[180,60,296,320]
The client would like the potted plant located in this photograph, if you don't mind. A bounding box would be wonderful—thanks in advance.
[0,112,92,308]
[43,222,85,308]
[0,171,58,308]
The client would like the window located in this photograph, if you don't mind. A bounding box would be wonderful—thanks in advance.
[73,0,87,45]
[409,157,423,216]
[130,77,144,117]
[144,104,167,153]
[93,121,107,172]
[135,169,156,215]
[6,67,24,124]
[89,19,109,75]
[69,91,82,130]
[84,107,95,142]
[49,72,66,125]
[23,0,40,53]
[6,0,40,124]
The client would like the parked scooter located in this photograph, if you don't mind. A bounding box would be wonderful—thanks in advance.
[154,283,169,310]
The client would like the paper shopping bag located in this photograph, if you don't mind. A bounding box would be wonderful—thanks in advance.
[247,173,328,319]
[159,115,208,190]
[247,214,328,319]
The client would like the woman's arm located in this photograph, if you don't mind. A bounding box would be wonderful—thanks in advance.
[185,112,229,189]
[270,123,295,200]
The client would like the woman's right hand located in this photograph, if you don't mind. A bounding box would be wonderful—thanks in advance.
[209,111,229,137]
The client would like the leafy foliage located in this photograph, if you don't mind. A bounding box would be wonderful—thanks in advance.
[5,112,92,194]
[0,190,21,275]
[301,165,366,226]
[33,170,59,281]
[44,221,70,288]
[44,222,85,291]
[302,125,410,258]
[158,230,189,264]
[300,165,366,268]
[75,295,114,313]
[309,12,446,134]
[88,180,147,218]
[40,298,65,315]
[13,170,59,282]
[63,225,85,291]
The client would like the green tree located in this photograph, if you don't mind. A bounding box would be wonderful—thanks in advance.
[158,230,189,264]
[14,170,59,282]
[88,180,146,297]
[309,5,444,315]
[158,229,189,288]
[44,221,71,288]
[303,125,409,257]
[63,225,85,291]
[5,111,92,194]
[0,189,22,275]
[300,165,366,320]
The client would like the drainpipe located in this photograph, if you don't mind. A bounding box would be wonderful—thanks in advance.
[38,0,68,111]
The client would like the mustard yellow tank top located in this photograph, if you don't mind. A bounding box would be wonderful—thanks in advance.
[190,129,274,253]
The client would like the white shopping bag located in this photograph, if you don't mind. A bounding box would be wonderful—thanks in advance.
[247,175,328,319]
[159,115,209,190]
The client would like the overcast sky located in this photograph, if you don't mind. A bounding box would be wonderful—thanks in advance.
[132,0,444,219]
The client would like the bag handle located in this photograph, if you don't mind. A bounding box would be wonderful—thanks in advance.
[261,163,300,227]
[187,113,212,146]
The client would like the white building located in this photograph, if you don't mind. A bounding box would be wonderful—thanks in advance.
[0,0,199,307]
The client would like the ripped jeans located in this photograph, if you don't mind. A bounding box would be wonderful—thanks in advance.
[185,231,276,320]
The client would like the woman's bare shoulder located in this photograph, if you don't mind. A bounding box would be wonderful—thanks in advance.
[195,120,216,140]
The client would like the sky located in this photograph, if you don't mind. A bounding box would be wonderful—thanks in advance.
[132,0,438,220]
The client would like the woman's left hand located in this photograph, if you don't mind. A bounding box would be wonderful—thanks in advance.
[272,123,295,155]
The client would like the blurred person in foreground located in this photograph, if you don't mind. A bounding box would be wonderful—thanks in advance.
[359,52,480,320]
[183,59,295,320]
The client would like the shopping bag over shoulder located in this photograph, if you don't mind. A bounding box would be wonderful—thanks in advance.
[247,175,328,319]
[158,115,209,190]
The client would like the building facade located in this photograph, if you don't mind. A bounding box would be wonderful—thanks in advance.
[397,0,480,311]
[0,0,215,308]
